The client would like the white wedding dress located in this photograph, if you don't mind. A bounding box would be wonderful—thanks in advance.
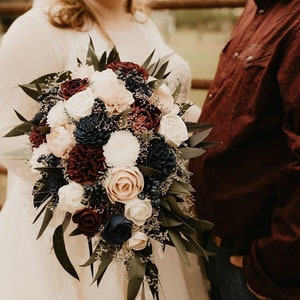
[0,6,208,300]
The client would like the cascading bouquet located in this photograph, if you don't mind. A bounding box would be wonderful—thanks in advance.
[5,39,215,300]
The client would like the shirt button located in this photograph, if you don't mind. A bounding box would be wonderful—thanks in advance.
[233,52,239,58]
[258,9,265,14]
[246,55,253,61]
[208,93,213,99]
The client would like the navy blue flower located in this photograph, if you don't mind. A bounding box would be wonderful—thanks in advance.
[74,112,116,146]
[102,215,132,244]
[138,134,176,179]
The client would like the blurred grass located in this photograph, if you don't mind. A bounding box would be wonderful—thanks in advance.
[166,27,230,107]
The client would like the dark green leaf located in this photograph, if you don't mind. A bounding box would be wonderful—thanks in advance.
[168,229,190,265]
[53,224,79,280]
[188,128,212,148]
[80,243,101,267]
[141,50,155,69]
[137,165,161,176]
[92,250,113,285]
[127,252,146,300]
[86,37,99,70]
[107,47,120,65]
[167,181,194,195]
[99,51,107,71]
[3,122,32,137]
[185,122,213,133]
[19,84,42,101]
[33,182,52,208]
[179,147,206,159]
[69,227,83,236]
[198,141,221,149]
[36,206,54,239]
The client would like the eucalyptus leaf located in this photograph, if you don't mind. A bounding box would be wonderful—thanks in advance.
[98,51,107,71]
[86,37,99,70]
[36,206,54,239]
[198,141,221,149]
[92,250,113,285]
[19,84,42,101]
[127,252,146,300]
[179,147,206,159]
[141,50,155,69]
[168,230,190,265]
[4,122,32,137]
[188,128,213,148]
[53,225,79,280]
[33,182,52,208]
[80,243,101,267]
[138,165,161,176]
[185,122,213,133]
[107,47,120,65]
[167,181,193,195]
[69,227,83,236]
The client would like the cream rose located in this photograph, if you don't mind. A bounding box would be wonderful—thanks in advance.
[127,231,148,250]
[125,198,152,226]
[47,101,68,127]
[149,84,179,115]
[57,181,86,213]
[104,166,144,204]
[103,131,140,167]
[46,124,76,158]
[91,69,134,115]
[64,87,95,121]
[158,114,189,147]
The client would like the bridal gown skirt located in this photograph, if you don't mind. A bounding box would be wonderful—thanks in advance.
[0,173,210,300]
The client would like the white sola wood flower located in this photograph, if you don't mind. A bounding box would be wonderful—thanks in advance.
[103,130,140,167]
[57,181,86,213]
[125,198,152,226]
[64,87,95,121]
[158,113,189,147]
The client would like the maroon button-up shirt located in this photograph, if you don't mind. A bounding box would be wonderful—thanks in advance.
[189,0,300,298]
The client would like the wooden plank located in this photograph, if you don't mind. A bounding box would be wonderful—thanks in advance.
[151,0,246,9]
[0,0,246,15]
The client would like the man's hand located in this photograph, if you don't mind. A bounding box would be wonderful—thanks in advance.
[230,255,271,300]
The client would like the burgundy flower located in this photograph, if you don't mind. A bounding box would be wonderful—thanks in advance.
[107,61,149,80]
[67,144,106,185]
[29,122,49,148]
[59,78,89,100]
[72,208,107,237]
[127,99,161,132]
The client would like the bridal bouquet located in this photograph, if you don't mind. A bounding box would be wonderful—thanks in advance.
[5,40,214,300]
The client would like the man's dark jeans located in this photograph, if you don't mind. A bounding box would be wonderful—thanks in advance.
[205,235,258,300]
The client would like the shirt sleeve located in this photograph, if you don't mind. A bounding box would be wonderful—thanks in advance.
[243,24,300,299]
[0,9,63,176]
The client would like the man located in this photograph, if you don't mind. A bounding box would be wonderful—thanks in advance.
[189,0,300,299]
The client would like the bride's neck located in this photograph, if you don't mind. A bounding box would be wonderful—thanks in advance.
[93,0,133,32]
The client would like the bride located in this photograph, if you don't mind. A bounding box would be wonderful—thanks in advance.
[0,0,208,299]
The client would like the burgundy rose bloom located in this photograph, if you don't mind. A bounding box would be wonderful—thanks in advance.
[107,61,149,80]
[72,208,107,237]
[127,99,161,132]
[67,144,106,185]
[59,78,89,100]
[29,122,49,148]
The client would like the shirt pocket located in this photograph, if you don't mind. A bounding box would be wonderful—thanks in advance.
[239,43,272,70]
